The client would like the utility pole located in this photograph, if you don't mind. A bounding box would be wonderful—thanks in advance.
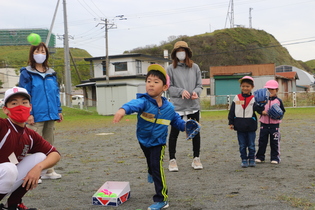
[97,15,127,82]
[249,8,253,28]
[97,18,116,82]
[63,0,72,107]
[46,0,60,46]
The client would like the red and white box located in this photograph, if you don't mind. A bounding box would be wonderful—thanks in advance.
[92,181,131,207]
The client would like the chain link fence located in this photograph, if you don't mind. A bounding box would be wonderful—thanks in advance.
[200,91,315,110]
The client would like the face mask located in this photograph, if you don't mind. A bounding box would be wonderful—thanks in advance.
[33,54,46,64]
[6,105,31,123]
[176,51,186,61]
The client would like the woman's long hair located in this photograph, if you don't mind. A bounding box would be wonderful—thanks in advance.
[172,48,194,68]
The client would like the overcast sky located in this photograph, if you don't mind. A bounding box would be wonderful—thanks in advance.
[1,0,314,62]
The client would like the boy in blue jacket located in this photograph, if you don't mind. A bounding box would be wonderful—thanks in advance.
[113,64,185,210]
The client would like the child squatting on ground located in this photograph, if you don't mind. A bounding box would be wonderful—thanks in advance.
[0,87,61,210]
[113,64,186,210]
[255,80,285,164]
[228,76,263,168]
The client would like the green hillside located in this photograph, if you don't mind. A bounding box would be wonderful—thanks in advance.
[0,28,313,86]
[127,28,313,75]
[305,59,315,72]
[0,45,92,85]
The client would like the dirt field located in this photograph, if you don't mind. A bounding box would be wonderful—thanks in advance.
[18,109,315,210]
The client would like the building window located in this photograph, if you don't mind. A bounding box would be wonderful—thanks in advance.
[276,65,292,73]
[136,60,142,74]
[9,31,17,36]
[114,62,127,71]
[206,88,211,96]
[102,61,106,76]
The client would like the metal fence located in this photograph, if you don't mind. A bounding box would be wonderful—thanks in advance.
[68,91,315,112]
[200,91,315,110]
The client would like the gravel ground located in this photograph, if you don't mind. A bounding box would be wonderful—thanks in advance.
[16,110,315,210]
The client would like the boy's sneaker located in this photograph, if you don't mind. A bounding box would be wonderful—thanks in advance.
[249,159,256,167]
[168,159,178,172]
[255,159,264,163]
[241,159,248,168]
[271,160,279,164]
[17,203,37,210]
[192,157,203,170]
[41,171,62,180]
[147,173,153,183]
[0,203,37,210]
[148,201,169,210]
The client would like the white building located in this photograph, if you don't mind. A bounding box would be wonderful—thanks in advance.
[77,53,170,115]
[0,68,20,98]
[276,65,315,91]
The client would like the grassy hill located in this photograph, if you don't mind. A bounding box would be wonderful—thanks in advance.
[127,28,314,75]
[0,28,313,86]
[305,59,315,72]
[0,45,92,85]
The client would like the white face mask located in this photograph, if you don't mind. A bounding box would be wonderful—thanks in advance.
[176,51,186,61]
[33,54,46,64]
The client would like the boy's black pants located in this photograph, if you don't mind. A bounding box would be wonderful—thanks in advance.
[256,123,281,162]
[140,143,168,202]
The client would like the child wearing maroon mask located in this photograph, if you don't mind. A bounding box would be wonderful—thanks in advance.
[0,87,61,210]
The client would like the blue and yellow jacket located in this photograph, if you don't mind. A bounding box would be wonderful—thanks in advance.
[122,93,185,148]
[19,66,62,122]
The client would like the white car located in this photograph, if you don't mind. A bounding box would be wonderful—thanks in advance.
[0,98,4,107]
[72,95,84,106]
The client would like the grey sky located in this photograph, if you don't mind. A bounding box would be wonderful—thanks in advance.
[1,0,314,62]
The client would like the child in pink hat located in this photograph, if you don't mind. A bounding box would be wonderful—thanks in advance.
[255,80,286,164]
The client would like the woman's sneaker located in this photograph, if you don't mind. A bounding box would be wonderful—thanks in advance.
[192,157,203,170]
[168,159,178,172]
[255,159,264,163]
[41,171,62,180]
[148,201,169,210]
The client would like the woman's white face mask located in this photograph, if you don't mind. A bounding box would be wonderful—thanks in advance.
[176,51,186,61]
[33,54,46,64]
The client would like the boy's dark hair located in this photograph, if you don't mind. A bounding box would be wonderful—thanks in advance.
[146,70,166,85]
[240,79,254,87]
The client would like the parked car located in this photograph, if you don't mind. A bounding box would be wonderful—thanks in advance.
[72,95,84,106]
[0,98,4,107]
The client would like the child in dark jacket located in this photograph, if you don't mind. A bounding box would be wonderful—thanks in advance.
[228,76,263,168]
[255,80,285,164]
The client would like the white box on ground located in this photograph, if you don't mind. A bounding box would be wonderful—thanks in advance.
[92,181,130,207]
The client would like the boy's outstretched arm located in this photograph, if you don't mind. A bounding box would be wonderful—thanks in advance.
[113,108,126,123]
